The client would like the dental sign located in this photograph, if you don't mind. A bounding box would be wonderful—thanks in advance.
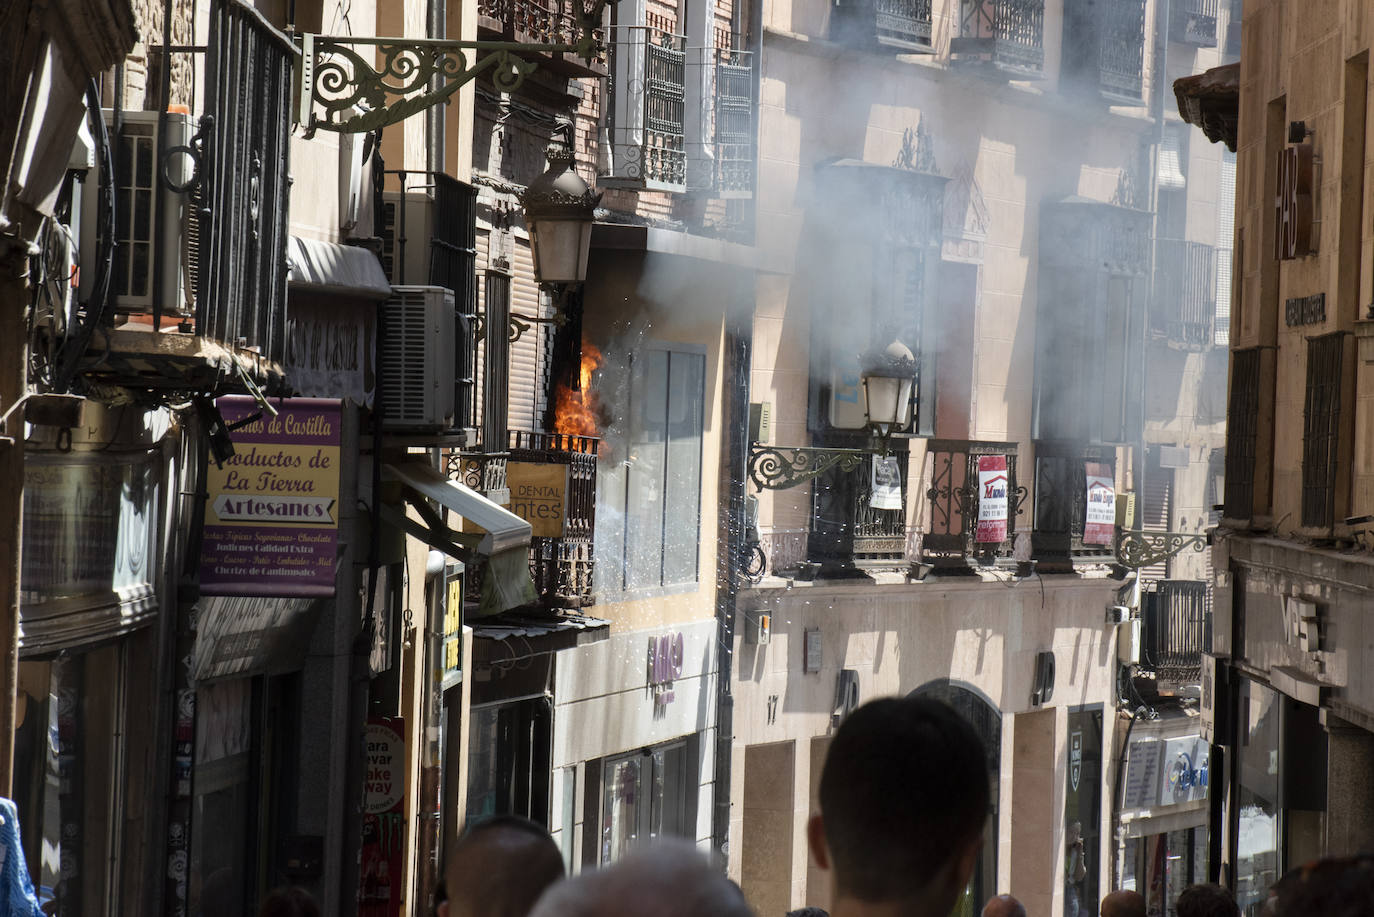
[200,397,342,597]
[1274,143,1314,260]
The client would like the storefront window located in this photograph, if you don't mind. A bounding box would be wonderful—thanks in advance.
[1064,708,1104,917]
[600,740,695,865]
[464,698,553,827]
[14,648,123,916]
[1235,681,1279,916]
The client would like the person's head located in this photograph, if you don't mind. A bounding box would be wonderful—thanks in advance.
[1273,854,1374,917]
[528,839,752,917]
[1175,883,1239,917]
[807,696,989,915]
[258,887,321,917]
[981,894,1027,917]
[1101,889,1147,917]
[439,816,565,917]
[786,909,830,917]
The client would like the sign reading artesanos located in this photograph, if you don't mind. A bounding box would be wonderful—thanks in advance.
[200,396,342,597]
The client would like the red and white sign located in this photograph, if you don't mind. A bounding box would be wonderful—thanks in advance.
[976,455,1009,543]
[1084,463,1116,546]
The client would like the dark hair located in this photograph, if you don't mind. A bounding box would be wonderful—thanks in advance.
[258,887,321,917]
[786,909,830,917]
[818,696,989,903]
[1275,855,1374,917]
[1176,883,1239,917]
[446,814,565,917]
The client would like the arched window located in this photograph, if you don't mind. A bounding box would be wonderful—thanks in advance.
[911,680,1001,917]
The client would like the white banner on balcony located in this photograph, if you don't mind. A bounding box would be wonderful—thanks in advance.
[976,455,1009,543]
[1085,462,1117,545]
[870,456,903,511]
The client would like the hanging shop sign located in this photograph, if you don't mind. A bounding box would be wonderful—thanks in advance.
[976,455,1009,543]
[1084,463,1117,546]
[191,595,321,682]
[286,298,376,405]
[1274,143,1314,261]
[870,456,904,511]
[443,565,464,691]
[200,397,342,597]
[648,631,685,709]
[1121,736,1163,810]
[1161,735,1209,804]
[360,717,405,917]
[506,462,570,538]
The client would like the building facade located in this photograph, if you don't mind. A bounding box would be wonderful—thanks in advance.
[1177,0,1374,912]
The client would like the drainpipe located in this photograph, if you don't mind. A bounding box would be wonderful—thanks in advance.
[713,316,751,859]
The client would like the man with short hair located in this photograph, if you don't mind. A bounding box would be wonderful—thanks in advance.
[1176,883,1239,917]
[1100,889,1147,917]
[981,894,1027,917]
[806,696,990,917]
[527,838,753,917]
[437,816,566,917]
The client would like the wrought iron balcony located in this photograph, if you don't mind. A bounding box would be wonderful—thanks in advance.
[831,0,934,52]
[921,440,1027,570]
[1059,0,1145,102]
[1170,0,1218,47]
[604,24,687,192]
[806,438,910,572]
[1153,239,1216,350]
[1141,580,1209,685]
[950,0,1045,78]
[475,0,607,75]
[713,48,755,197]
[451,431,598,609]
[1030,441,1117,570]
[59,0,292,395]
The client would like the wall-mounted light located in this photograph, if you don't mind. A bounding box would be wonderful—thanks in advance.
[1287,120,1313,144]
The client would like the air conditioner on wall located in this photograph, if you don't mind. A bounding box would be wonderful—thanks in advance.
[379,285,456,431]
[79,110,199,318]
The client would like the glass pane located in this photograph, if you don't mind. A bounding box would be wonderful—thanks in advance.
[1064,709,1103,917]
[601,756,643,865]
[594,458,628,594]
[625,352,668,591]
[649,743,688,841]
[465,707,502,826]
[1235,681,1280,916]
[662,352,704,586]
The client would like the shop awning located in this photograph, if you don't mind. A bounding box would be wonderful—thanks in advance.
[1174,62,1239,152]
[381,461,537,615]
[287,235,392,300]
[192,595,322,682]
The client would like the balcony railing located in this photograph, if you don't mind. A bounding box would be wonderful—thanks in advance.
[1142,580,1209,684]
[451,431,598,609]
[831,0,933,52]
[1170,0,1218,47]
[807,442,910,570]
[950,0,1045,78]
[605,25,687,191]
[476,0,607,74]
[1097,0,1146,101]
[1031,441,1116,569]
[200,0,293,366]
[713,48,754,197]
[921,440,1026,569]
[1153,240,1216,349]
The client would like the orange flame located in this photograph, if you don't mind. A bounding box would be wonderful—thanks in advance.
[553,343,605,439]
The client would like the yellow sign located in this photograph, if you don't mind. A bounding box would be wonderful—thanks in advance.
[506,462,569,538]
[443,572,462,688]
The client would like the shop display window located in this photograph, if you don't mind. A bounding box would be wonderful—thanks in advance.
[599,739,697,865]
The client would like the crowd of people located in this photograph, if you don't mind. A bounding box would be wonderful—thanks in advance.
[255,695,1373,917]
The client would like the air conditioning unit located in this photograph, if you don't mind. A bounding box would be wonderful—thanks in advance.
[379,285,456,431]
[79,110,199,317]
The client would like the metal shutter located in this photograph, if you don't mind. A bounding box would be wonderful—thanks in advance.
[475,229,552,441]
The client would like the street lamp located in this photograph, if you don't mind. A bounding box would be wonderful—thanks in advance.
[521,132,602,286]
[748,337,919,490]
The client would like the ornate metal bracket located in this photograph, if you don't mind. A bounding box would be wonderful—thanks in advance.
[298,3,608,136]
[748,444,873,491]
[509,310,566,343]
[1115,529,1210,570]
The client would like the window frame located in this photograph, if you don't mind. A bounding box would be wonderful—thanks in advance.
[594,343,707,601]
